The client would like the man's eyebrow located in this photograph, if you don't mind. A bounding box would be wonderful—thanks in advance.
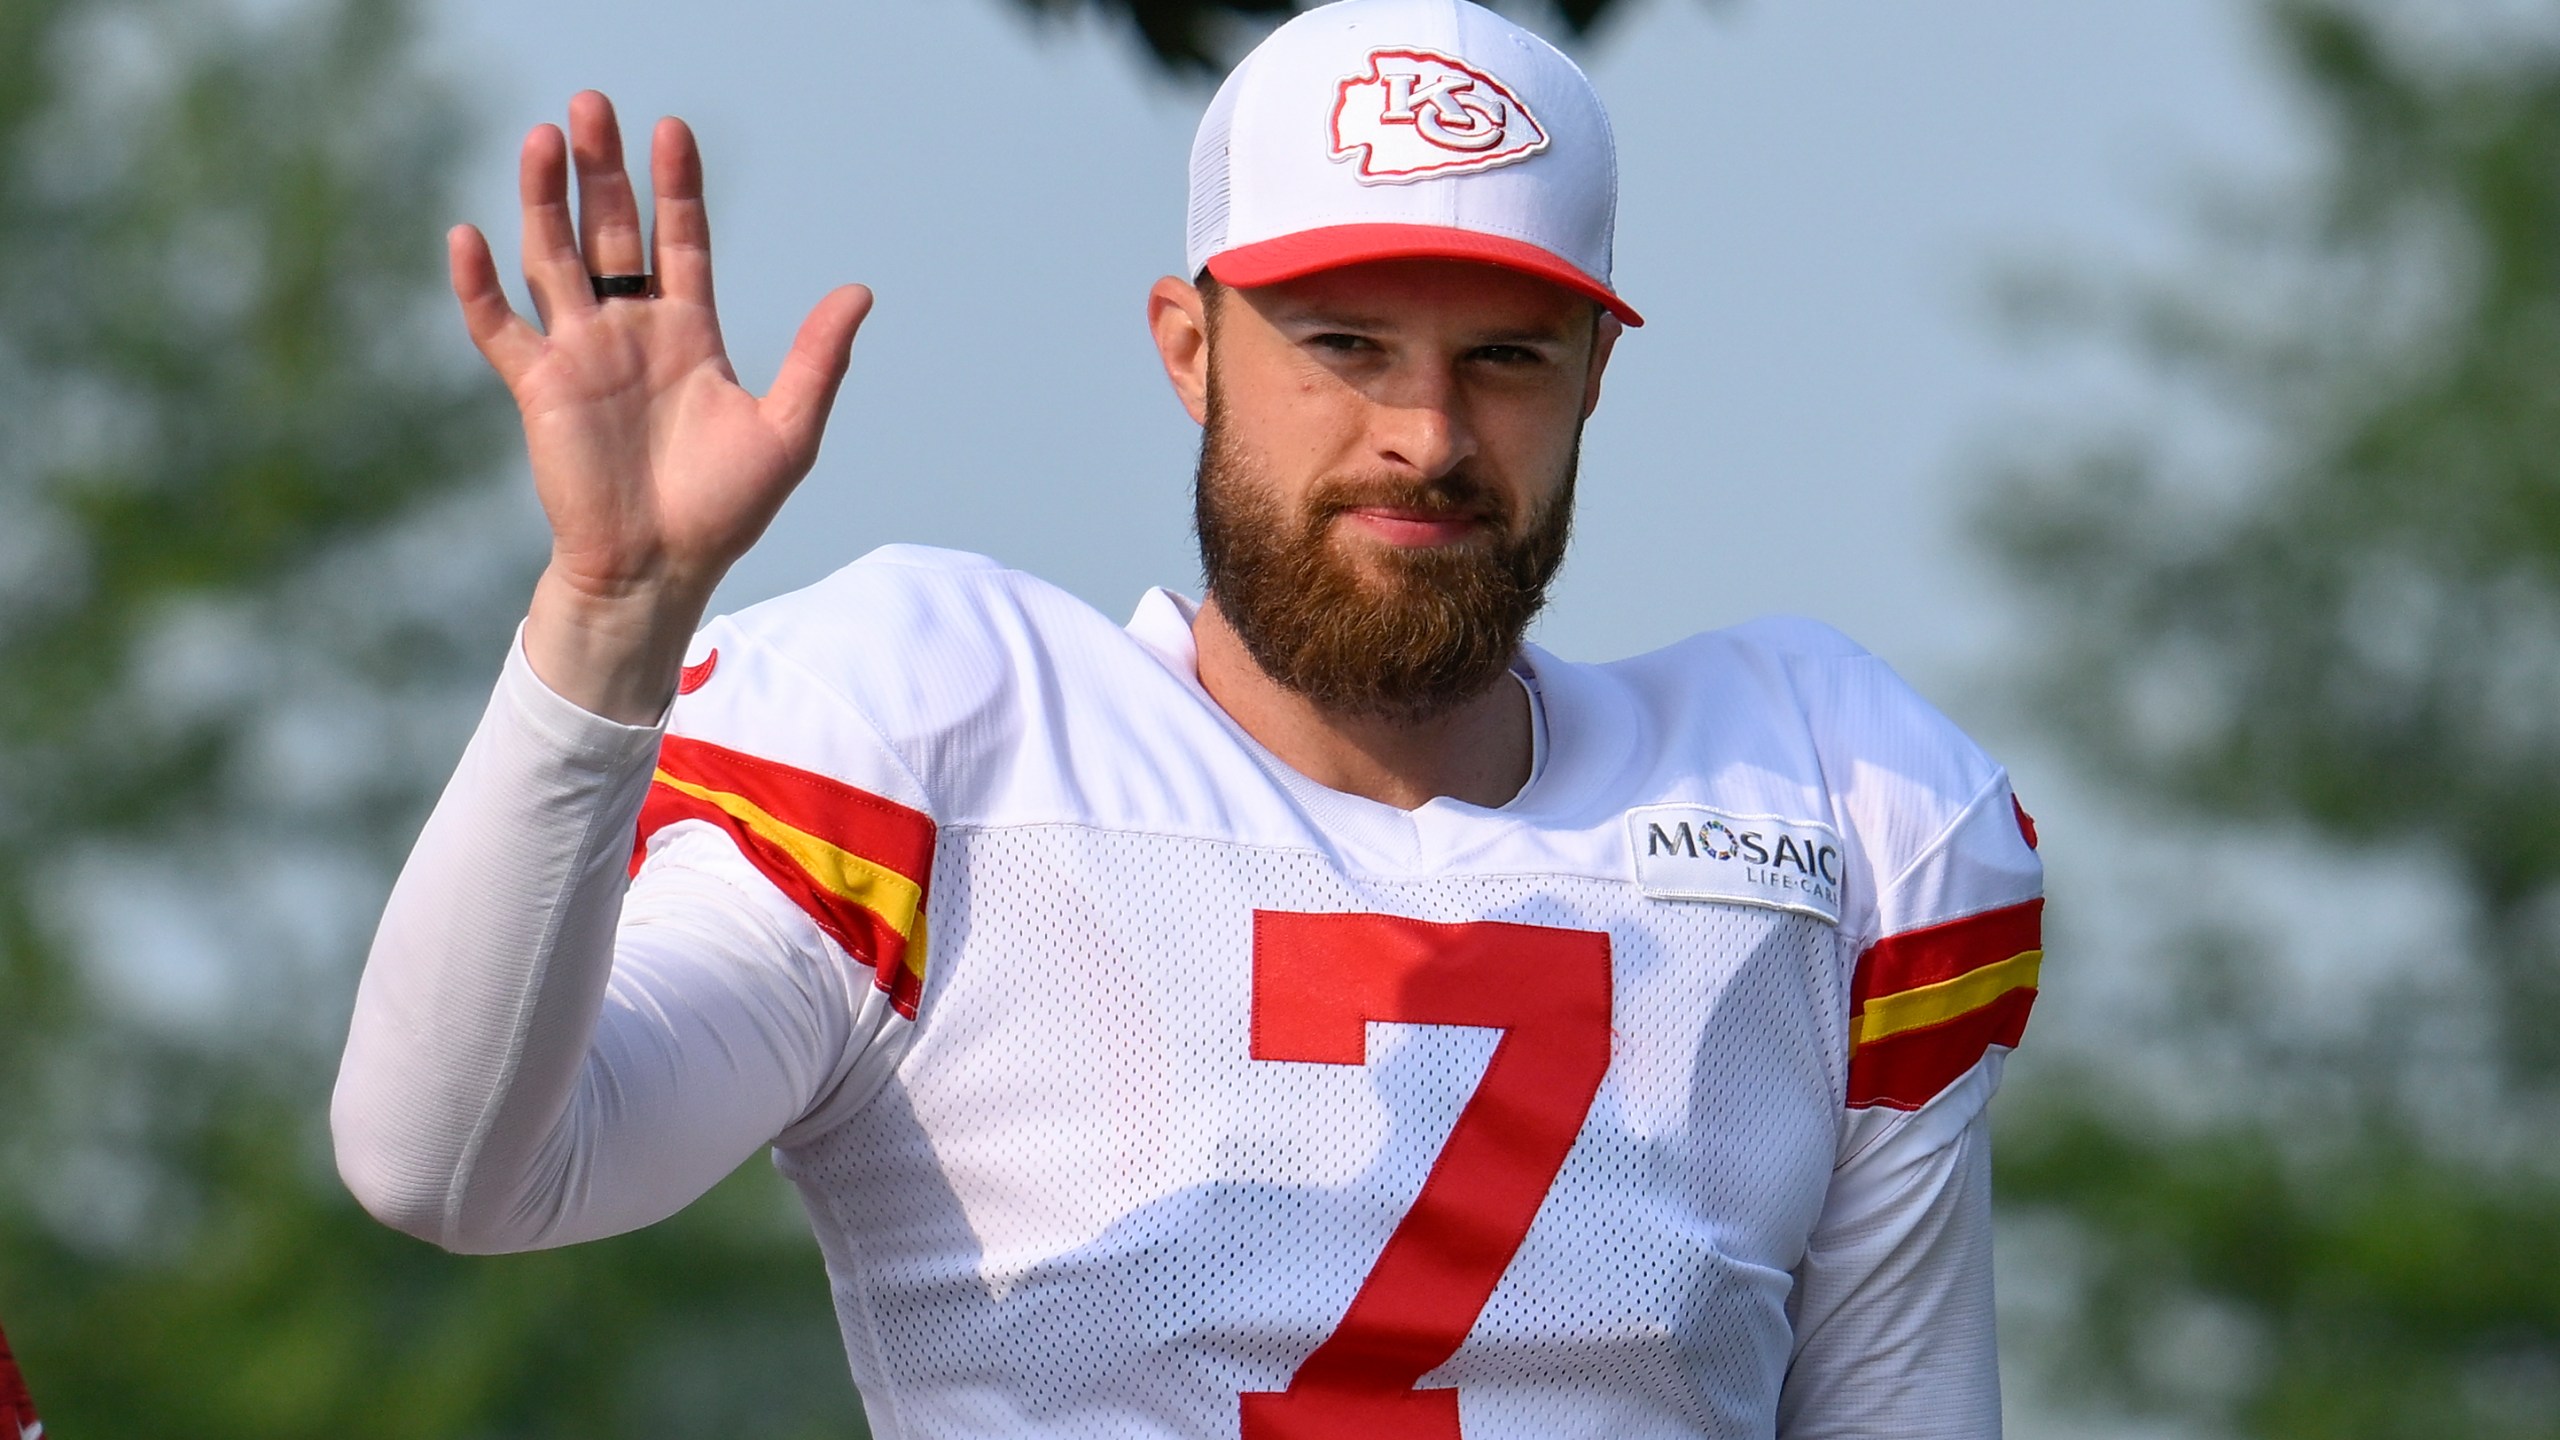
[1269,305,1402,332]
[1470,323,1579,346]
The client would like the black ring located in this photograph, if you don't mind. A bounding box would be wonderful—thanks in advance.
[590,273,657,299]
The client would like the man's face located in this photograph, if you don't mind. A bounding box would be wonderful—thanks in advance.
[1183,259,1615,722]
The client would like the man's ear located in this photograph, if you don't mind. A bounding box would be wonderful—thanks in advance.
[1149,276,1212,426]
[1581,312,1622,421]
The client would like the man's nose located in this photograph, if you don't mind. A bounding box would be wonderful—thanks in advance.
[1369,363,1477,479]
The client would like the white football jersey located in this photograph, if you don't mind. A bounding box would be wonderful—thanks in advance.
[606,545,2044,1439]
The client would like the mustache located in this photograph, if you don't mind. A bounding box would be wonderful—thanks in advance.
[1305,471,1512,525]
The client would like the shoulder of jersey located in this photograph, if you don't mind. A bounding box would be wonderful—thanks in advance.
[1596,613,2040,938]
[654,545,1295,841]
[709,542,1057,728]
[659,545,1082,797]
[633,547,1041,1023]
[1604,615,2048,1122]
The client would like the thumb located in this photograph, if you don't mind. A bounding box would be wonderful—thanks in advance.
[762,284,874,459]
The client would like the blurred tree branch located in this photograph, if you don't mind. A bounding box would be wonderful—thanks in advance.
[1008,0,1635,71]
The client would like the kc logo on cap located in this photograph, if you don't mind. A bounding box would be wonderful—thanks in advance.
[1187,0,1642,325]
[1330,48,1550,184]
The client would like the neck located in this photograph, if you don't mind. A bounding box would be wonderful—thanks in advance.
[1191,597,1533,811]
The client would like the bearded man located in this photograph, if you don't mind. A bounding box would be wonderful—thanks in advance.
[333,1,2045,1435]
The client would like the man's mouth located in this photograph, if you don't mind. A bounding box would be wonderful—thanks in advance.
[1333,504,1494,549]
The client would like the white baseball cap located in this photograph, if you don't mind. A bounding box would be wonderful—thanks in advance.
[1185,0,1642,326]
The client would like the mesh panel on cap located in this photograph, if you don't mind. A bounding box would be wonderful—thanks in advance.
[1184,69,1243,276]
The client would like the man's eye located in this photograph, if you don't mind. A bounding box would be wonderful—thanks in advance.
[1474,344,1545,366]
[1309,332,1374,353]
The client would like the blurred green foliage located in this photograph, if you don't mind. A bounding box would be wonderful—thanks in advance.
[1987,1,2560,1434]
[0,0,857,1434]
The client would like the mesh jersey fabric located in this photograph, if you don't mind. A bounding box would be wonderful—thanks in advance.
[799,833,1840,1436]
[337,544,2043,1439]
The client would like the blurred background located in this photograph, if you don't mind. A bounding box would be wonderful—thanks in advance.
[2,0,2556,1434]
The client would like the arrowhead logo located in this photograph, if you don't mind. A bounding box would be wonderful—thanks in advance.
[1330,48,1549,184]
[678,648,719,695]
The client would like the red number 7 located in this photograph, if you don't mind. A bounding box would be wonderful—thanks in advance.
[1241,910,1614,1440]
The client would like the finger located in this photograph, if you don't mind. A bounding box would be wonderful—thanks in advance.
[650,116,714,307]
[448,224,543,382]
[569,91,647,280]
[762,285,876,460]
[518,122,589,327]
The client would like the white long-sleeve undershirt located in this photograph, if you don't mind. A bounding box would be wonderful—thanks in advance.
[331,635,880,1253]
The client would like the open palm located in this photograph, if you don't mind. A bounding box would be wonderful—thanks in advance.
[450,93,869,715]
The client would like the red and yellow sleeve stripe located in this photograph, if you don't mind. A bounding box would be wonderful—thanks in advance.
[1846,898,2041,1110]
[632,735,936,1020]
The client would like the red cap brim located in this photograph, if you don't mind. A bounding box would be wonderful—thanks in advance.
[1207,223,1644,327]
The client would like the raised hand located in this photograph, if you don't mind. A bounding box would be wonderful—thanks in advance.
[450,91,872,722]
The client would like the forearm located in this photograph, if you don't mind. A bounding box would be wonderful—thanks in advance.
[332,630,662,1250]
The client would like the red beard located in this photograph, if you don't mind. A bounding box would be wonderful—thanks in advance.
[1193,390,1577,724]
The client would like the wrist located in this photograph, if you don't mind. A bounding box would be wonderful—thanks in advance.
[523,565,715,725]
